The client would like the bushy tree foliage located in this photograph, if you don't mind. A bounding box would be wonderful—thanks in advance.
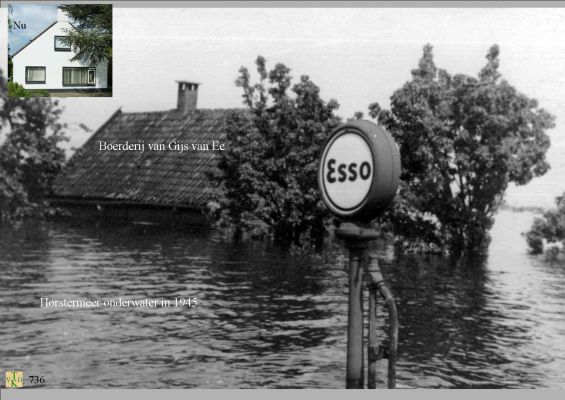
[8,4,14,81]
[7,4,13,30]
[526,194,565,254]
[372,45,554,255]
[210,56,341,247]
[59,4,112,66]
[7,82,32,98]
[0,70,68,221]
[8,56,13,82]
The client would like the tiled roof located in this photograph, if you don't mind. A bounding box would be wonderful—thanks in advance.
[53,108,244,209]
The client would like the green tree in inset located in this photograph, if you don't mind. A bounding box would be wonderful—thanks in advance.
[59,4,112,65]
[372,45,554,255]
[8,4,14,81]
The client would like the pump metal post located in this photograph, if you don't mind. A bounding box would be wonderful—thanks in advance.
[336,221,379,389]
[318,120,401,389]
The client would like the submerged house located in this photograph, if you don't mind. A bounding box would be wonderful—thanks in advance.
[51,82,242,224]
[11,9,108,91]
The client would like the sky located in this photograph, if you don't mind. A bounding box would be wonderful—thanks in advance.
[2,5,565,208]
[8,3,58,55]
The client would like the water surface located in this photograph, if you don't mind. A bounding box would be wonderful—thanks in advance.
[1,210,564,388]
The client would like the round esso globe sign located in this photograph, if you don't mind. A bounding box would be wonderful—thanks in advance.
[318,120,400,219]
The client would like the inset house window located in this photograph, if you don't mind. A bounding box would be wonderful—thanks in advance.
[54,36,71,51]
[62,67,96,86]
[25,66,46,84]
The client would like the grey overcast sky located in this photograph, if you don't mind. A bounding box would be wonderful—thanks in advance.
[2,6,564,208]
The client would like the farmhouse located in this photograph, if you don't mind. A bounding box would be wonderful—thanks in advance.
[51,81,243,224]
[11,9,108,91]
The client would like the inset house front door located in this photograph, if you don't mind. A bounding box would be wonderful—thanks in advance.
[88,68,95,85]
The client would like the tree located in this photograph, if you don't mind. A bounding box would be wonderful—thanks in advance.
[371,45,554,255]
[7,81,32,98]
[8,56,13,82]
[525,194,565,254]
[58,4,112,85]
[7,4,13,30]
[0,69,68,221]
[209,56,341,248]
[8,4,14,81]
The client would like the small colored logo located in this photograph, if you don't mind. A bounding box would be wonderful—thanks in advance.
[5,371,24,388]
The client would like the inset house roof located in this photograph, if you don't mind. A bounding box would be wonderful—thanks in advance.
[12,21,58,57]
[53,108,244,209]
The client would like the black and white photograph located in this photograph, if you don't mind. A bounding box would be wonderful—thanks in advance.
[1,0,564,393]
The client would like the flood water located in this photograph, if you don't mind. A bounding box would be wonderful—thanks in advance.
[1,210,564,388]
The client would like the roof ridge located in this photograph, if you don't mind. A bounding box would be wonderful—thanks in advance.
[118,107,245,116]
[12,20,59,57]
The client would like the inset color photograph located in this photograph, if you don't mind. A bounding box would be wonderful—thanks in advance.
[7,3,112,97]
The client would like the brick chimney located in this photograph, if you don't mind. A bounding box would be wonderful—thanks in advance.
[176,81,199,113]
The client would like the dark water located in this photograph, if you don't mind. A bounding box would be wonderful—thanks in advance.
[1,210,564,388]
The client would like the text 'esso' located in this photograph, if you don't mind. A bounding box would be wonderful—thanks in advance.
[326,160,371,183]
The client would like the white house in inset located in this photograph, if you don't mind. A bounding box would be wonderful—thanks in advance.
[12,9,108,90]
